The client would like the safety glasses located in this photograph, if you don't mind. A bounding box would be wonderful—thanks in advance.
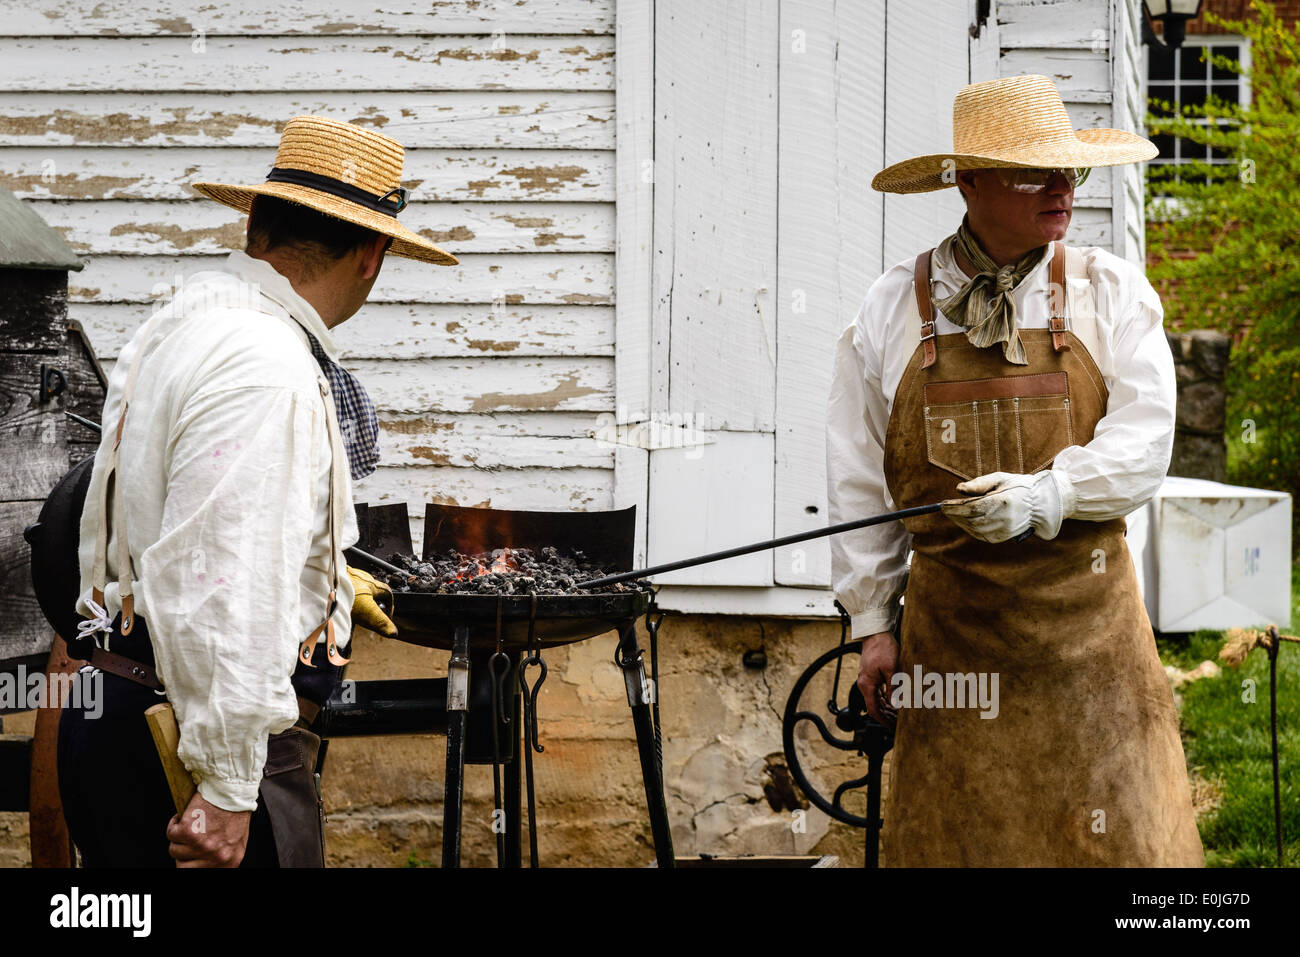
[992,167,1090,193]
[377,185,411,213]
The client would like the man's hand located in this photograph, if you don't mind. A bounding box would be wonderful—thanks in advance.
[166,791,251,868]
[348,566,397,637]
[857,631,899,726]
[940,470,1071,543]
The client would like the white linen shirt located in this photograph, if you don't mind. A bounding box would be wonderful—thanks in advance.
[826,239,1176,640]
[76,250,358,812]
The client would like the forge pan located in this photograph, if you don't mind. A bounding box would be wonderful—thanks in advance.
[351,501,648,650]
[384,590,650,650]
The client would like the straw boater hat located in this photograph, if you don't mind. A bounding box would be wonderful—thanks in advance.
[872,74,1158,194]
[192,115,457,265]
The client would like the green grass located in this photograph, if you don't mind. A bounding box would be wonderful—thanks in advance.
[1155,559,1300,867]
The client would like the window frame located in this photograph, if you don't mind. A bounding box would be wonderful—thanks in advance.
[1145,32,1252,214]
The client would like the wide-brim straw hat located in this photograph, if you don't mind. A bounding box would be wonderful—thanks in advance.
[192,115,457,265]
[872,74,1158,194]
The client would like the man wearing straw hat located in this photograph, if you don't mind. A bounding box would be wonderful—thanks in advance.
[59,116,457,866]
[827,75,1204,866]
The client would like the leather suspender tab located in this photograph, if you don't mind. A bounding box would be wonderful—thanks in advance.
[915,249,937,369]
[1048,241,1068,352]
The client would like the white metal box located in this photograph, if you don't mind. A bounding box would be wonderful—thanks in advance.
[1125,476,1292,633]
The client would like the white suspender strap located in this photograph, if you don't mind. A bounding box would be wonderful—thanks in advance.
[90,306,172,635]
[298,376,351,668]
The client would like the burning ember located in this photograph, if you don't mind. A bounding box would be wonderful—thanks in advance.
[381,545,650,596]
[452,547,521,580]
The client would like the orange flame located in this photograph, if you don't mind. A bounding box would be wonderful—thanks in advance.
[453,547,520,581]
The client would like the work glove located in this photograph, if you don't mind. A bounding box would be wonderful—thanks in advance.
[347,567,398,637]
[940,470,1075,543]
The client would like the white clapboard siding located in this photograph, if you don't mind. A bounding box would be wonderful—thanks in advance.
[3,0,615,35]
[1110,0,1147,265]
[376,411,616,469]
[76,303,614,359]
[95,355,613,415]
[997,0,1110,49]
[0,37,614,92]
[355,464,615,553]
[612,0,654,567]
[31,200,613,256]
[376,426,615,470]
[1,0,617,524]
[773,0,885,587]
[355,357,613,414]
[998,49,1114,101]
[647,433,776,587]
[880,0,973,268]
[67,255,614,305]
[644,0,779,587]
[0,94,614,149]
[651,0,779,435]
[997,0,1146,261]
[2,149,613,202]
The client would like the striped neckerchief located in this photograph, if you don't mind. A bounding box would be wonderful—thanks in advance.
[299,327,380,481]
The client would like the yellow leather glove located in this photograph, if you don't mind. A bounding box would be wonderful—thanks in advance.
[347,567,397,637]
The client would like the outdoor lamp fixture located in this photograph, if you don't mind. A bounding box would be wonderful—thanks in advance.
[1142,0,1205,50]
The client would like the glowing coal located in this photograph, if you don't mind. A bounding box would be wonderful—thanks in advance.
[381,545,650,596]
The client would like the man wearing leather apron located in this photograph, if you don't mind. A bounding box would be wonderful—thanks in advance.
[827,76,1204,866]
[59,116,457,867]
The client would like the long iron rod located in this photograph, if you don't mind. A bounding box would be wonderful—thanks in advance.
[344,545,409,578]
[577,502,944,589]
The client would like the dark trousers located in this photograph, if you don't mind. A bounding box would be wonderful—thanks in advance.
[57,613,340,868]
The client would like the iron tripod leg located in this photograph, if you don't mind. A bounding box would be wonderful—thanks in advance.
[864,745,884,869]
[617,620,674,868]
[442,624,471,868]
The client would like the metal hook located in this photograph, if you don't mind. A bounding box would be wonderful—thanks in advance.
[519,653,547,754]
[519,593,545,752]
[490,650,512,727]
[827,600,852,716]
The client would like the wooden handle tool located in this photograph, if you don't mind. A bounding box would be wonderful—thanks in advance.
[144,703,197,814]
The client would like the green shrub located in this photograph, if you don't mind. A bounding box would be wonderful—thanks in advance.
[1145,1,1300,551]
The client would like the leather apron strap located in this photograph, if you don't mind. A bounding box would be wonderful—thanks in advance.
[908,241,1075,370]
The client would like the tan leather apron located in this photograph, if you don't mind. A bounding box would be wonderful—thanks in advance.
[879,242,1204,867]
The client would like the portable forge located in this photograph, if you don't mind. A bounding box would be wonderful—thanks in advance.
[333,501,671,868]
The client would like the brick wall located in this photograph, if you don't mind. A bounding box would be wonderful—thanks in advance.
[1192,0,1300,28]
[1151,0,1300,31]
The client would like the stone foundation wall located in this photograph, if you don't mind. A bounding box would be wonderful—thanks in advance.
[1167,329,1230,483]
[0,614,872,868]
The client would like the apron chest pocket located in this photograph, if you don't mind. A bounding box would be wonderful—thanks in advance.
[922,372,1073,480]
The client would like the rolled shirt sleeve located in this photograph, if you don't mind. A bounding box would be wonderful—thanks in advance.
[137,384,320,812]
[1051,251,1177,520]
[826,315,911,638]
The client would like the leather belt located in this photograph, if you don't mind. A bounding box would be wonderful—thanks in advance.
[90,647,163,691]
[89,647,321,726]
